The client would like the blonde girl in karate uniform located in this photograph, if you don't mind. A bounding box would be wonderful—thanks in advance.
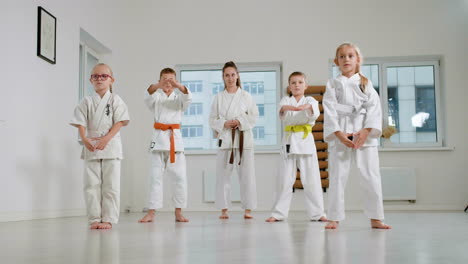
[70,63,130,229]
[266,72,327,222]
[209,61,259,219]
[323,43,391,229]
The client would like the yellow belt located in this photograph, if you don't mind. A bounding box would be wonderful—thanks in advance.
[285,124,312,139]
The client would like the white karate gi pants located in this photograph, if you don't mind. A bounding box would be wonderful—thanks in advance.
[215,149,257,210]
[84,159,121,224]
[327,146,385,221]
[148,151,187,209]
[270,154,325,220]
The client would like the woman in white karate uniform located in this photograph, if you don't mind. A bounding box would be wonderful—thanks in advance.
[209,61,259,219]
[70,63,130,229]
[323,43,391,229]
[266,72,327,222]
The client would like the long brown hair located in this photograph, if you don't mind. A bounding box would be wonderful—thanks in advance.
[334,42,368,92]
[92,63,114,93]
[222,61,241,89]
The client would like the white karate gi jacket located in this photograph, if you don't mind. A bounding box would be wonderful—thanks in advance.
[323,73,382,149]
[70,91,130,160]
[279,96,320,155]
[209,88,259,150]
[144,89,192,152]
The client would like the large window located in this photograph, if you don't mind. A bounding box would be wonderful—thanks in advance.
[330,56,443,148]
[176,62,282,151]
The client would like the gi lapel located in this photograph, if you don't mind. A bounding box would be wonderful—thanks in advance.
[224,88,243,120]
[90,90,112,132]
[156,90,175,121]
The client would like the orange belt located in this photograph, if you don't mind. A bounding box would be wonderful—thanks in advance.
[153,122,180,163]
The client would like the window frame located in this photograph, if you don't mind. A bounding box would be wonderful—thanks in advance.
[79,43,100,101]
[253,126,265,139]
[329,55,444,149]
[182,125,204,138]
[176,62,283,153]
[184,103,203,116]
[258,104,265,117]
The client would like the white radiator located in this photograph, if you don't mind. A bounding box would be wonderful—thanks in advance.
[203,170,241,202]
[380,167,417,202]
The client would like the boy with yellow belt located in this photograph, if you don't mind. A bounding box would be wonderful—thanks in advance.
[266,72,327,222]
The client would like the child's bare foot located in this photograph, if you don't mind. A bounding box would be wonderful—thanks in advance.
[98,222,112,229]
[371,219,392,229]
[244,209,253,219]
[325,221,339,229]
[175,208,189,222]
[89,222,100,229]
[138,209,156,223]
[219,209,229,219]
[318,216,328,222]
[265,217,281,222]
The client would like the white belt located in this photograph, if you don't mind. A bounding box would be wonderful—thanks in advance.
[335,102,373,116]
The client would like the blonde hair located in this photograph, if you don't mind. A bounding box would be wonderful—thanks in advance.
[222,61,242,89]
[287,71,306,96]
[334,42,368,92]
[92,63,114,93]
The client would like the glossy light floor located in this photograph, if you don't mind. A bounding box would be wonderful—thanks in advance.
[1,211,467,264]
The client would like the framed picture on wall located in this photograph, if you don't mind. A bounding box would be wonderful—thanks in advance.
[37,6,56,64]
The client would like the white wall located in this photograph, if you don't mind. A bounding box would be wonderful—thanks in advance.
[1,0,467,222]
[0,0,121,221]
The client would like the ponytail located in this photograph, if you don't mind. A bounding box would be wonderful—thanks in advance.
[357,72,368,93]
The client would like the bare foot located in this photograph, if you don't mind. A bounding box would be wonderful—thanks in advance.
[244,209,253,219]
[325,221,339,229]
[175,208,189,222]
[219,209,229,219]
[371,219,392,229]
[265,217,281,222]
[98,222,112,229]
[138,209,155,223]
[90,222,100,229]
[318,216,328,222]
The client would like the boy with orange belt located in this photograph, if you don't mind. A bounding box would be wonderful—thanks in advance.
[139,68,192,223]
